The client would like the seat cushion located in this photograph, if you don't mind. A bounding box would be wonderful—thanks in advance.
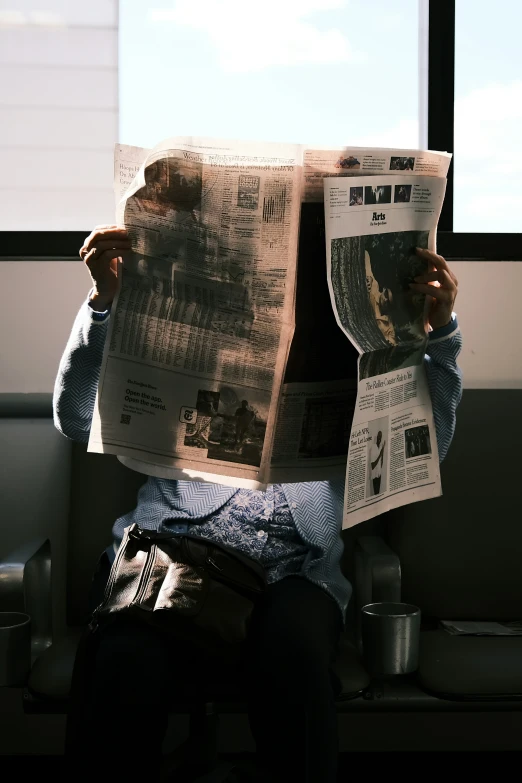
[331,637,370,699]
[27,626,369,704]
[174,636,369,702]
[28,626,85,701]
[418,629,522,697]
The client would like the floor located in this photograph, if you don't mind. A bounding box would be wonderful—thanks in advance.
[1,750,517,781]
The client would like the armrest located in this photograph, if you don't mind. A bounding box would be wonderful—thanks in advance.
[355,535,401,607]
[0,538,53,663]
[354,535,401,653]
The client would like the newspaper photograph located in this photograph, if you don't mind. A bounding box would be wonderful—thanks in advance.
[323,174,447,526]
[304,146,451,202]
[88,136,302,488]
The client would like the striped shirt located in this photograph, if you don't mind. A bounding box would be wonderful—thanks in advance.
[53,294,463,626]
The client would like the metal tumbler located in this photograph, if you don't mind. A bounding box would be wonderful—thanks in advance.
[361,602,421,676]
[0,612,31,686]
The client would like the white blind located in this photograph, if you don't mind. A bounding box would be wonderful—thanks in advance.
[0,0,119,229]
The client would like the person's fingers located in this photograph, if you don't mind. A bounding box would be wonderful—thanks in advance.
[415,246,457,282]
[80,239,131,260]
[85,238,131,251]
[413,271,440,285]
[408,281,453,301]
[433,269,457,293]
[83,225,120,247]
[80,227,129,258]
[80,243,130,263]
[82,226,128,246]
[415,247,458,286]
[80,234,127,259]
[83,247,126,271]
[414,247,448,270]
[414,269,457,290]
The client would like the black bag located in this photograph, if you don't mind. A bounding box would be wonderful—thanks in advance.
[89,523,267,660]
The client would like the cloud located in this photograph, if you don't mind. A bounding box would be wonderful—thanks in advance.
[340,117,420,149]
[453,80,522,230]
[149,0,365,72]
[454,81,522,160]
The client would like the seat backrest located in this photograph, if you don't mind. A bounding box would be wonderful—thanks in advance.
[341,514,386,636]
[385,389,522,620]
[0,399,72,639]
[67,391,519,626]
[66,443,146,625]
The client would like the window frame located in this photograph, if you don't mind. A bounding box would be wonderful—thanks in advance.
[1,0,519,262]
[429,0,520,260]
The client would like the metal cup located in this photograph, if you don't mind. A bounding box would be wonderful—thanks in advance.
[361,602,421,676]
[0,612,31,686]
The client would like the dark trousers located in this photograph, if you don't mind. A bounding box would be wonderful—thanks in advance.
[372,476,381,495]
[64,553,343,783]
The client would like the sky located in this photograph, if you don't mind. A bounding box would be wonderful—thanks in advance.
[454,0,522,232]
[119,0,420,149]
[120,0,522,233]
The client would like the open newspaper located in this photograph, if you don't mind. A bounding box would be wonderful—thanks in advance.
[440,621,522,636]
[323,174,447,527]
[88,136,450,510]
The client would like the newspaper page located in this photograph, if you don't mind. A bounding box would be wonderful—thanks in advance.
[303,146,451,202]
[107,143,359,486]
[440,621,522,637]
[90,140,451,491]
[323,173,447,527]
[114,143,149,206]
[269,145,451,484]
[87,136,302,488]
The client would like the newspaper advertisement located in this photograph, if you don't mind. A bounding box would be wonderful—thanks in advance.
[324,173,447,527]
[88,136,302,488]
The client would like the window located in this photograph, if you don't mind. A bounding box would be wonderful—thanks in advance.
[0,0,117,231]
[454,0,522,233]
[119,0,421,150]
[1,0,520,258]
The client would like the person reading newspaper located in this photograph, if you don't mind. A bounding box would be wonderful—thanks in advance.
[54,227,462,783]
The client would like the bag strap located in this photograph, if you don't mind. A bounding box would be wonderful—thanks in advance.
[128,525,267,588]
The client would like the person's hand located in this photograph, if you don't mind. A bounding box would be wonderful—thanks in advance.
[79,225,131,310]
[410,247,458,331]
